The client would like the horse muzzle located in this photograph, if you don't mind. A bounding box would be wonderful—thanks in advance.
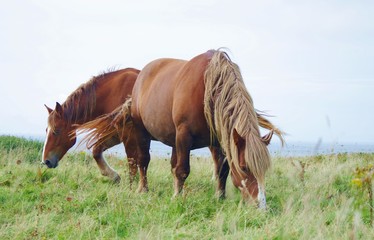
[43,159,59,168]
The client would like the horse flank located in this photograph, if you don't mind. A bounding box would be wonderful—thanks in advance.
[203,50,272,185]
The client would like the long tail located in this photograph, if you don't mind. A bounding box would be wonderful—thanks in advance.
[76,110,120,149]
[76,98,133,149]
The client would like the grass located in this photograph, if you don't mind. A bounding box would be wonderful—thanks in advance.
[0,135,374,239]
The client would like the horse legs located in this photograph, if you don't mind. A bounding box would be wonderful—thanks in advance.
[170,147,178,196]
[133,130,151,193]
[136,148,150,193]
[173,125,192,197]
[92,137,121,183]
[210,146,229,199]
[123,141,138,188]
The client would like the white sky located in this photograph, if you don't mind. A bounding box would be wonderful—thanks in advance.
[0,0,373,144]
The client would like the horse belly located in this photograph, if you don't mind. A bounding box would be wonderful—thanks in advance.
[143,112,176,147]
[139,87,177,147]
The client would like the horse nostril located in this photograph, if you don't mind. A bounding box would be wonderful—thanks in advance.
[45,160,52,168]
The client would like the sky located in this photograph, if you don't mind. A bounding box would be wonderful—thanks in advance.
[0,0,373,145]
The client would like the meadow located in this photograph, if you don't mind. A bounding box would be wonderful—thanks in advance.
[0,136,373,239]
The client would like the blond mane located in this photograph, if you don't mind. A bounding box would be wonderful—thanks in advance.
[204,50,281,185]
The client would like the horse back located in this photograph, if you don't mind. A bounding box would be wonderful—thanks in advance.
[95,68,139,116]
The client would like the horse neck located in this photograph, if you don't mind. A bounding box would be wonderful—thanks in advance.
[69,74,120,123]
[61,98,93,126]
[62,81,98,125]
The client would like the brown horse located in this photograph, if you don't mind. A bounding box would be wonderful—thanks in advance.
[78,50,284,207]
[131,49,283,208]
[77,99,282,198]
[41,68,139,182]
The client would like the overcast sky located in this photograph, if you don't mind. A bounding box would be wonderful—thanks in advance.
[1,0,373,145]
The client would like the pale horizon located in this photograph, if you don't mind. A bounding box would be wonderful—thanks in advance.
[1,1,373,145]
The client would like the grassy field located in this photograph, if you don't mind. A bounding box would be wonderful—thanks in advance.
[0,136,374,239]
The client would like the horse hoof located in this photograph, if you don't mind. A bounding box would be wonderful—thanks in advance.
[215,191,226,200]
[136,186,148,193]
[112,174,121,184]
[171,190,183,200]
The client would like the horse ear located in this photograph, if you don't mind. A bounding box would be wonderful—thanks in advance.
[44,104,53,114]
[55,102,63,115]
[262,130,274,146]
[233,128,244,146]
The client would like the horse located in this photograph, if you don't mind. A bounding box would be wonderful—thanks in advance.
[77,50,284,207]
[77,101,282,201]
[131,49,283,208]
[41,68,140,183]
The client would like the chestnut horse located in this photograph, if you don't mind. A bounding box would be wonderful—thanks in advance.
[131,50,283,207]
[77,99,282,197]
[78,50,284,207]
[41,68,139,182]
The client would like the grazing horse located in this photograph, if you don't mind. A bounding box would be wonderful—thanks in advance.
[131,49,283,207]
[77,99,282,199]
[41,68,140,182]
[78,50,284,207]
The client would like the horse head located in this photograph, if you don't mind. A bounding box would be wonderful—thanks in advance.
[230,128,274,209]
[42,102,77,168]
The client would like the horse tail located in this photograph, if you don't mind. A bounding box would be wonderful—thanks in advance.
[76,98,133,150]
[75,112,119,150]
[203,49,273,186]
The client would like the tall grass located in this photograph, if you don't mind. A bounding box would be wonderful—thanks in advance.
[0,135,43,163]
[0,136,373,239]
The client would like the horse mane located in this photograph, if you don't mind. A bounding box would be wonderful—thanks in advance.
[49,69,120,131]
[256,111,285,146]
[203,50,283,185]
[76,98,133,149]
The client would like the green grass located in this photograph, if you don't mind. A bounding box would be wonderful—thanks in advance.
[1,136,374,239]
[0,135,43,163]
